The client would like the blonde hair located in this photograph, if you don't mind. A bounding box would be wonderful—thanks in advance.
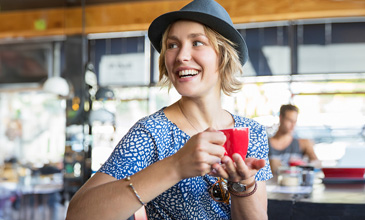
[158,23,243,96]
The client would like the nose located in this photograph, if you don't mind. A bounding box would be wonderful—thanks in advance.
[290,122,296,130]
[175,44,191,63]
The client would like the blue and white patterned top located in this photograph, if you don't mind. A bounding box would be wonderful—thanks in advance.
[98,108,272,219]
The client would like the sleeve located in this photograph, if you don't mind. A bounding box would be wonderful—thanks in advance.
[97,123,158,180]
[247,123,273,181]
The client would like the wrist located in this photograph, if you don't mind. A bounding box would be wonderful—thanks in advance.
[238,176,256,185]
[166,155,184,181]
[228,179,257,197]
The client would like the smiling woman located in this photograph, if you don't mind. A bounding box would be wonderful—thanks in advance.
[66,1,272,219]
[163,21,221,98]
[158,22,243,96]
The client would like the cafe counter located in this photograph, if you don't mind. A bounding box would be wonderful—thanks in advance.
[266,178,365,219]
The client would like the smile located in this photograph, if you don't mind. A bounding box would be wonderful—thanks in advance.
[178,69,199,78]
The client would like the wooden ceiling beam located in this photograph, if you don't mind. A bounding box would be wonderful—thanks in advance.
[0,0,364,39]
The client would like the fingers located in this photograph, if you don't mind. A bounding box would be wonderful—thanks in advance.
[200,128,226,146]
[245,157,266,170]
[177,128,227,178]
[222,155,245,182]
[209,163,229,179]
[215,154,266,182]
[233,154,265,171]
[204,127,217,132]
[194,130,226,159]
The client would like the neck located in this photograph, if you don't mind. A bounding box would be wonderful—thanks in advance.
[177,97,232,131]
[274,128,292,139]
[178,100,201,132]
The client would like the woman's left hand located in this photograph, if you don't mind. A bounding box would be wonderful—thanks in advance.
[209,154,266,183]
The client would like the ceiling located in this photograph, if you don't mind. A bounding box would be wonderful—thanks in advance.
[0,0,159,11]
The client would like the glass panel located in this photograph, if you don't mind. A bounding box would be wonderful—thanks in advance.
[298,22,365,74]
[290,81,365,94]
[0,92,66,167]
[90,36,148,86]
[240,26,290,76]
[148,86,180,114]
[226,80,365,167]
[292,90,365,167]
[221,82,292,130]
[233,80,365,143]
[0,43,52,86]
[152,49,160,84]
[90,87,149,172]
[291,81,365,141]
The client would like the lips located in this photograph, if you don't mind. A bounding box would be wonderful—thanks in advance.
[178,69,199,78]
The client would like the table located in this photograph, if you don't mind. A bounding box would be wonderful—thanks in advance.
[0,181,17,219]
[1,174,63,220]
[267,178,365,219]
[18,182,63,220]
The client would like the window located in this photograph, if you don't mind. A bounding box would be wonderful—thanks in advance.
[88,33,149,86]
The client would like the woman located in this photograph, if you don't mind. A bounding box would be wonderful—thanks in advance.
[66,0,272,219]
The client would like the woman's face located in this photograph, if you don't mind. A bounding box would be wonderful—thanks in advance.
[164,20,220,98]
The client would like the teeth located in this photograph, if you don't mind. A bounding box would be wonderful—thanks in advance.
[178,70,198,77]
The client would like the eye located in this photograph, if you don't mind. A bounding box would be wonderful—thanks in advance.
[193,41,204,47]
[167,43,178,49]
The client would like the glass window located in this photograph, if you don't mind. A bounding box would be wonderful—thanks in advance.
[89,36,148,86]
[0,43,52,86]
[297,22,365,74]
[291,81,365,142]
[0,92,66,166]
[152,48,160,84]
[240,25,290,76]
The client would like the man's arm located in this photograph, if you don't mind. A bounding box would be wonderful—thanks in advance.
[298,139,317,161]
[269,158,281,174]
[298,139,322,168]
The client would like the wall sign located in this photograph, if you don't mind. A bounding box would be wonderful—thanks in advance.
[99,53,147,86]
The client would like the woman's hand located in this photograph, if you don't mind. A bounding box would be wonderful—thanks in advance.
[210,154,266,183]
[172,128,226,180]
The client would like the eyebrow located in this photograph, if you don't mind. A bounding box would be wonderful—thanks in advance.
[167,33,207,41]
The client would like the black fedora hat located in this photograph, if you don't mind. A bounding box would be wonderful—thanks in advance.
[148,0,248,66]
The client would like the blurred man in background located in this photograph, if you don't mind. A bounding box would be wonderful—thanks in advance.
[268,104,320,173]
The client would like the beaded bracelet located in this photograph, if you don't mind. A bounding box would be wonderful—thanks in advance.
[126,176,145,206]
[228,181,258,197]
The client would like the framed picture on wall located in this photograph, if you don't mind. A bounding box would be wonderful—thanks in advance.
[98,52,148,86]
[0,43,52,87]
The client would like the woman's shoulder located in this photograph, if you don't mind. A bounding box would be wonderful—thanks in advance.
[131,107,182,140]
[134,108,170,129]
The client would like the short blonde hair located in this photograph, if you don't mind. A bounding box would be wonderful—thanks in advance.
[158,23,243,96]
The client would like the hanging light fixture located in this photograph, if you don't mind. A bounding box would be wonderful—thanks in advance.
[43,39,72,98]
[43,76,71,97]
[95,87,115,101]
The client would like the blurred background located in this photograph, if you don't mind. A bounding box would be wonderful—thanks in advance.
[0,0,364,219]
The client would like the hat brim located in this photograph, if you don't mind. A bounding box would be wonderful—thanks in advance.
[148,11,248,66]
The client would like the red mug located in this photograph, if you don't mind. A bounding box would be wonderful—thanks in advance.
[220,127,249,160]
